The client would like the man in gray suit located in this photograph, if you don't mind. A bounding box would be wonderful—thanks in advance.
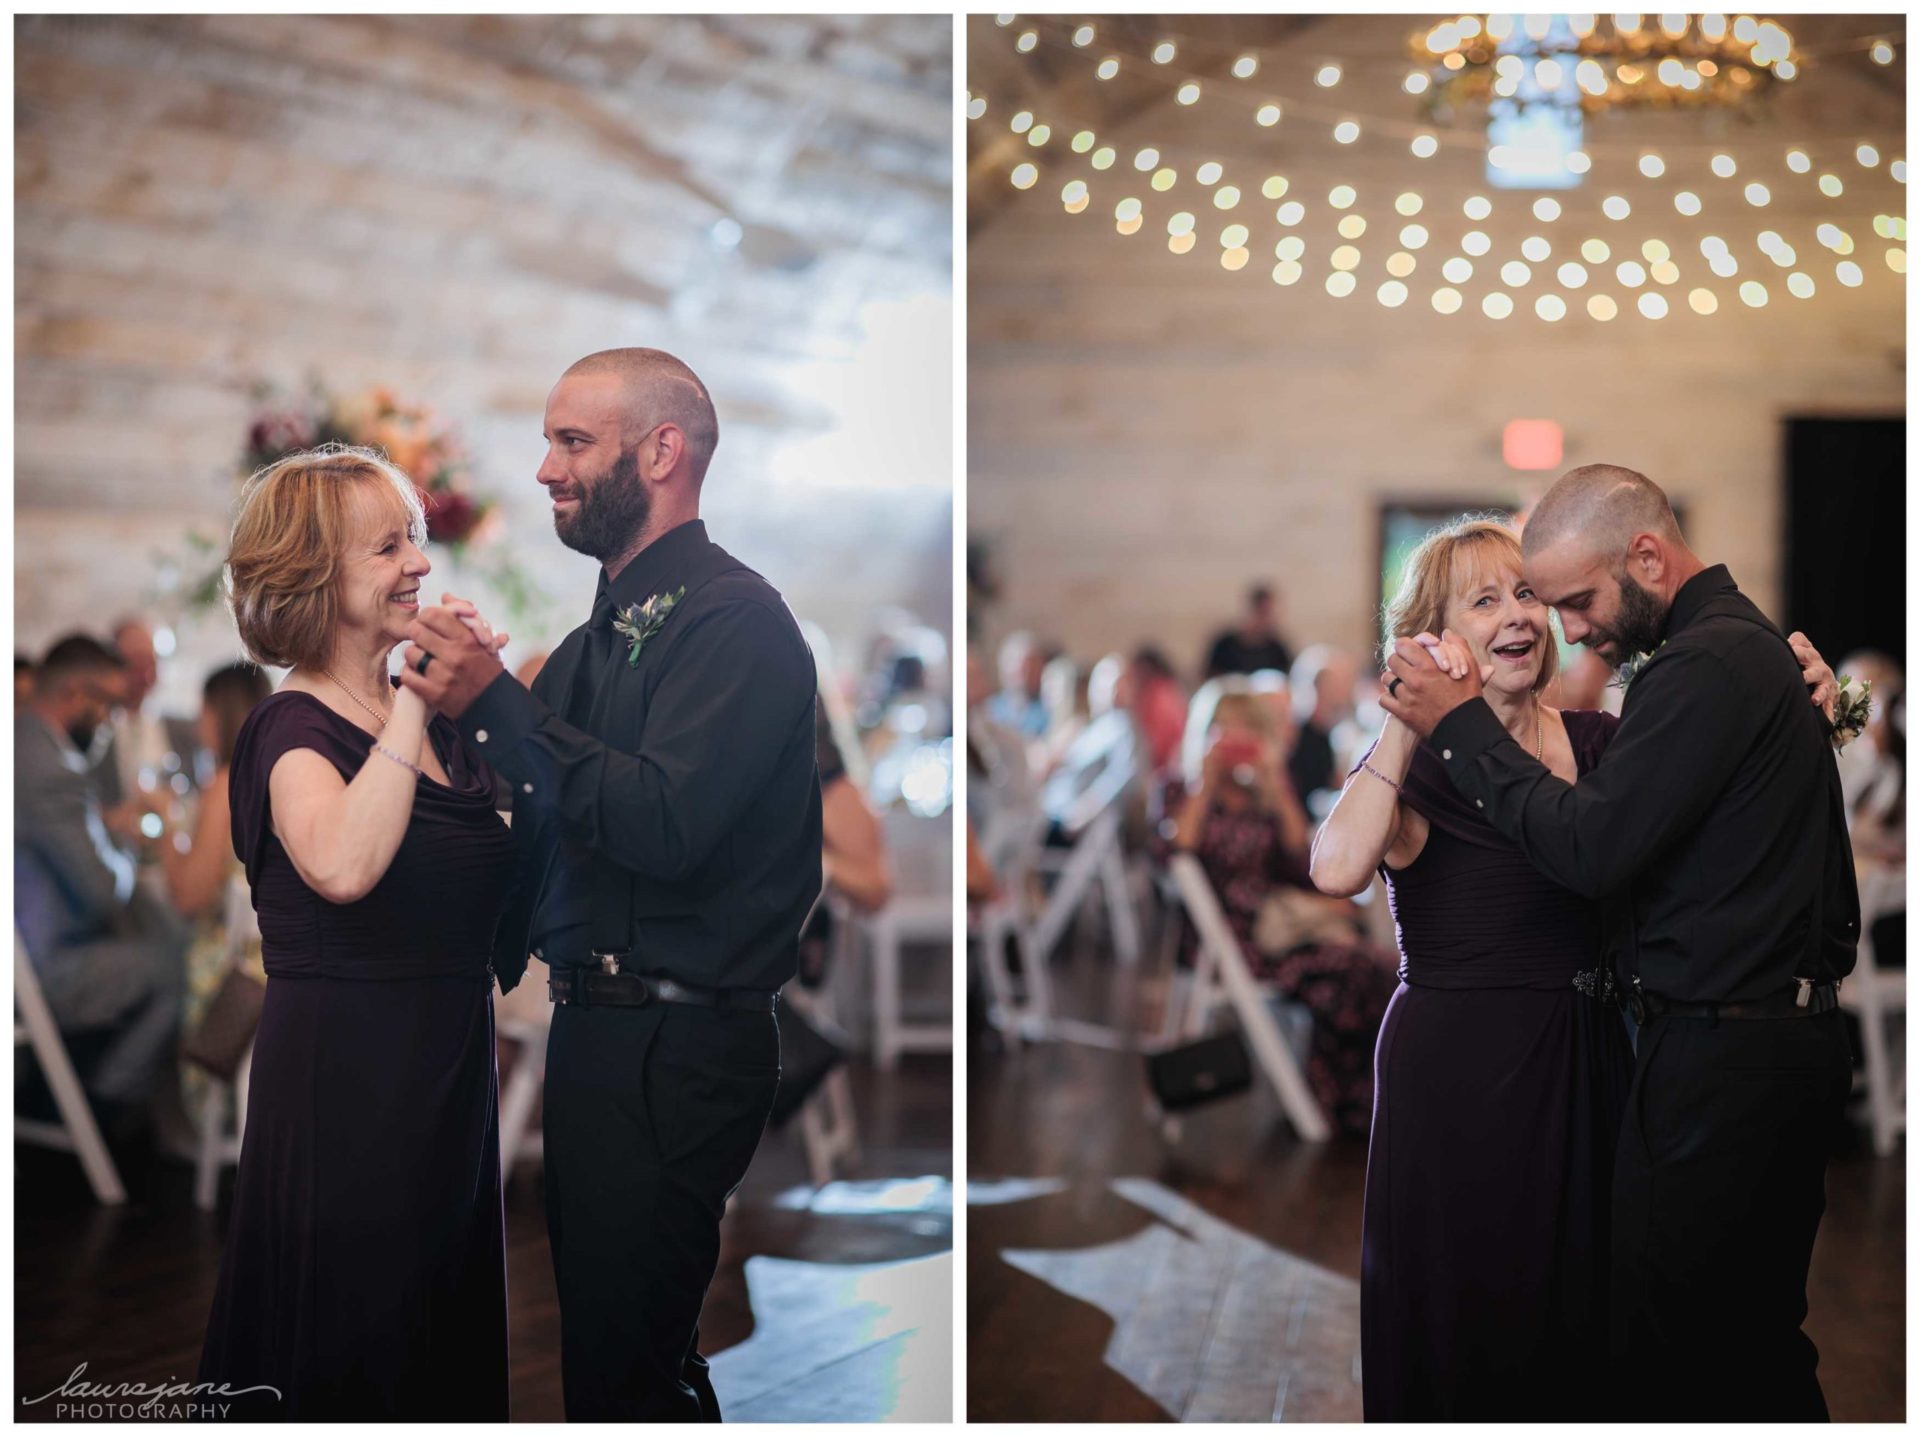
[15,635,186,1140]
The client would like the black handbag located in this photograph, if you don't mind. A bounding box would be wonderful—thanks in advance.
[768,994,849,1129]
[1145,1029,1253,1112]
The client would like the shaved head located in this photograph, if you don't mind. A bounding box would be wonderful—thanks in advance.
[1520,464,1703,666]
[562,347,719,485]
[1522,463,1684,563]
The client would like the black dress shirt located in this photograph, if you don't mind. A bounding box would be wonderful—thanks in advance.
[1428,565,1858,1005]
[1204,629,1295,679]
[1287,720,1336,805]
[458,519,823,994]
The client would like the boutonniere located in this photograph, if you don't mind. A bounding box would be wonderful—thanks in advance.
[611,586,686,667]
[1829,675,1874,753]
[1611,643,1665,691]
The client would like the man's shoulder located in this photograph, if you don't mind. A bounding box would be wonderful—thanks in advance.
[1669,599,1788,673]
[15,713,67,776]
[676,557,812,669]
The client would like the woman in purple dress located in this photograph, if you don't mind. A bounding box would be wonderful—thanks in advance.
[197,446,513,1420]
[1313,517,1833,1421]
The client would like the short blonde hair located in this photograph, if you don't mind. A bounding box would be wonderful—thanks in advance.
[1383,516,1558,695]
[1181,677,1277,784]
[226,444,427,671]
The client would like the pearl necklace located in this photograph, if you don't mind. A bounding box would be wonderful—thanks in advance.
[323,669,392,731]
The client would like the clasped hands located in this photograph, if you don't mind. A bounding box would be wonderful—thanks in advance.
[396,594,511,720]
[1377,629,1492,739]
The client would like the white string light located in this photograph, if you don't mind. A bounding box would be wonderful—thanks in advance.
[976,17,1905,321]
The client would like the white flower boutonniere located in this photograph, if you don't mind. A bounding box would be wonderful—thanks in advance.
[1611,643,1665,691]
[1829,675,1874,753]
[611,586,686,667]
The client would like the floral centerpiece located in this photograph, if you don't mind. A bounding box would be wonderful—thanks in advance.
[164,379,545,629]
[243,382,495,547]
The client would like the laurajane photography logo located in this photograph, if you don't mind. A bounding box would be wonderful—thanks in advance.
[22,1363,281,1421]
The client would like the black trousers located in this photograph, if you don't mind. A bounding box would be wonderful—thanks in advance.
[1611,1009,1851,1422]
[543,999,781,1421]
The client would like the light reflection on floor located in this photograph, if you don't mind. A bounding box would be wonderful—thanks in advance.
[709,1250,952,1422]
[773,1175,952,1230]
[965,1176,1069,1206]
[980,1176,1362,1422]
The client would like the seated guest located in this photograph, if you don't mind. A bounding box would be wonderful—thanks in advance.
[818,704,892,914]
[1202,582,1296,680]
[1034,653,1089,775]
[164,663,274,1118]
[1086,651,1126,717]
[1118,645,1187,778]
[15,635,186,1140]
[968,644,1039,830]
[97,617,196,810]
[988,630,1052,738]
[795,701,892,988]
[1164,682,1395,1135]
[1285,644,1359,809]
[1553,646,1618,716]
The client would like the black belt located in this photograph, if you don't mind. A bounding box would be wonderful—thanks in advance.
[547,961,777,1013]
[1627,978,1841,1023]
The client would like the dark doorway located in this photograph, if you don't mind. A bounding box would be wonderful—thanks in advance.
[1783,416,1906,663]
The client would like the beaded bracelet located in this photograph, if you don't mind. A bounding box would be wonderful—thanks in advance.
[372,742,422,777]
[1359,759,1403,794]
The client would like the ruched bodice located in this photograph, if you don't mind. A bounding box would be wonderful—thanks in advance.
[231,691,513,980]
[1380,707,1617,990]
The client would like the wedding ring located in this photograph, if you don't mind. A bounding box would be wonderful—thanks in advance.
[415,650,434,676]
[1386,675,1403,698]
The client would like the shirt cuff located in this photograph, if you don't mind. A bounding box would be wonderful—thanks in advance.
[1428,696,1511,769]
[457,670,548,771]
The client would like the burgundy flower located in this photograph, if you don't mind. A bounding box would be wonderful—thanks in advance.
[424,488,482,545]
[248,410,316,461]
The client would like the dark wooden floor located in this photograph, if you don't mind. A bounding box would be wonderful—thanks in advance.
[968,943,1907,1423]
[17,1052,951,1423]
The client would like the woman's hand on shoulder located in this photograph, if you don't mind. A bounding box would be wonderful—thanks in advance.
[1787,630,1836,721]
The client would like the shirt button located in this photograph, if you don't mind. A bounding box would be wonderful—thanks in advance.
[522,782,534,794]
[1442,748,1453,760]
[1475,798,1485,809]
[476,729,489,743]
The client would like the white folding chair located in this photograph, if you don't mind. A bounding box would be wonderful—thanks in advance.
[973,802,1053,1043]
[1029,716,1144,970]
[15,931,126,1204]
[1842,865,1906,1156]
[784,982,860,1187]
[1162,854,1331,1142]
[865,891,955,1070]
[497,959,554,1179]
[193,1043,252,1211]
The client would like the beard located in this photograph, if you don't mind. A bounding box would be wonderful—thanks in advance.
[553,445,650,562]
[1592,568,1669,662]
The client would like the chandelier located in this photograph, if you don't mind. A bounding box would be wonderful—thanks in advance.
[1413,14,1801,118]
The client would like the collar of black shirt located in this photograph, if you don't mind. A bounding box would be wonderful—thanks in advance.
[592,517,711,622]
[1659,562,1737,645]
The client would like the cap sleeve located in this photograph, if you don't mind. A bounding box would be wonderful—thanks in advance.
[229,694,364,884]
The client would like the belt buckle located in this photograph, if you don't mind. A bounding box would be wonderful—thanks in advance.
[1626,977,1650,1025]
[594,950,627,977]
